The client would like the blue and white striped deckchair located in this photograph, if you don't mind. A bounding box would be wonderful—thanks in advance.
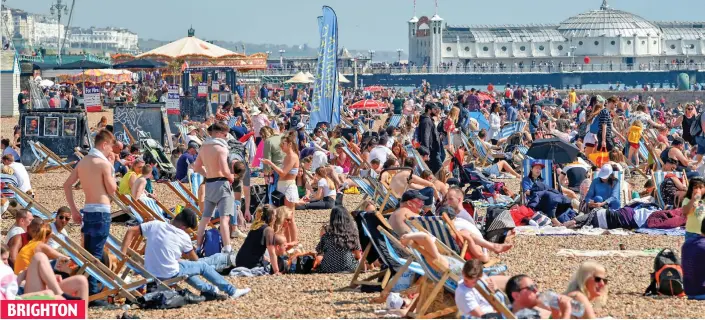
[189,172,204,203]
[28,141,74,173]
[592,171,626,207]
[653,171,683,209]
[372,224,426,300]
[521,159,553,204]
[166,180,200,212]
[407,216,462,254]
[468,133,494,166]
[7,184,54,220]
[138,197,172,221]
[405,242,514,319]
[469,111,490,131]
[515,146,529,156]
[405,145,431,175]
[51,232,144,302]
[368,177,400,211]
[227,117,237,128]
[175,123,189,144]
[499,122,524,140]
[388,114,403,128]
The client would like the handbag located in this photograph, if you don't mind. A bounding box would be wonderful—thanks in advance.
[589,147,609,167]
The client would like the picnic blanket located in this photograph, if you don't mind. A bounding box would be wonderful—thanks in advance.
[515,226,633,236]
[556,249,661,258]
[635,228,686,237]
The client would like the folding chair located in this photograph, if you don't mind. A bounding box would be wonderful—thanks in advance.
[349,213,394,290]
[27,141,75,173]
[7,184,54,220]
[189,172,205,205]
[404,239,514,319]
[164,180,200,212]
[1,173,18,199]
[405,145,431,175]
[652,171,684,209]
[175,123,189,144]
[368,176,400,213]
[499,122,525,140]
[50,232,146,303]
[388,114,403,128]
[521,159,553,204]
[406,216,467,257]
[340,138,368,176]
[467,133,496,167]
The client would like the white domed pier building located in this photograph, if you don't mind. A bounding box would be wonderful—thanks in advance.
[408,0,705,71]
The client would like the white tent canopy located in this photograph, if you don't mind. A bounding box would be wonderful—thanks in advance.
[285,72,314,84]
[305,71,314,79]
[137,36,236,59]
[338,73,351,83]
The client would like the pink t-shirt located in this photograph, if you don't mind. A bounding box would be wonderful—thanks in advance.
[0,263,18,300]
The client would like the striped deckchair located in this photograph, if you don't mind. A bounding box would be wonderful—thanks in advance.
[521,159,553,204]
[388,114,403,128]
[407,216,466,256]
[405,145,431,175]
[51,232,144,302]
[371,225,426,302]
[138,197,174,221]
[28,141,75,173]
[227,116,238,128]
[1,173,18,199]
[349,213,394,291]
[175,123,189,144]
[468,133,494,167]
[368,176,400,212]
[499,122,525,140]
[189,172,204,203]
[404,239,514,319]
[653,171,684,209]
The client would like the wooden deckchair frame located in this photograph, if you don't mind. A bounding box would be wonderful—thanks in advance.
[35,141,75,172]
[7,184,54,221]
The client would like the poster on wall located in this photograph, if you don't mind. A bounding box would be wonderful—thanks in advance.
[166,85,180,115]
[84,86,102,112]
[25,116,39,136]
[198,82,208,97]
[63,118,77,136]
[212,80,220,92]
[44,117,60,136]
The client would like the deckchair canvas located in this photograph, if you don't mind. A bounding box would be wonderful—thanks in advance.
[405,145,431,175]
[28,141,75,173]
[652,171,684,209]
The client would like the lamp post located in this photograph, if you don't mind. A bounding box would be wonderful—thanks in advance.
[278,49,286,70]
[569,45,577,66]
[50,0,69,63]
[396,48,403,63]
[368,49,375,62]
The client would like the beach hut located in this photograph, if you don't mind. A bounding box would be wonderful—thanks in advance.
[1,51,20,116]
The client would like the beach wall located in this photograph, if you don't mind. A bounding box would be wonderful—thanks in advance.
[568,90,705,105]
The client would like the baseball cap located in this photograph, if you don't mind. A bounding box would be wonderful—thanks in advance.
[597,164,613,179]
[401,190,429,202]
[187,141,200,150]
[296,122,305,130]
[531,161,545,168]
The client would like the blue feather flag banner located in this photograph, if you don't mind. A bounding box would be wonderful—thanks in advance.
[310,6,339,129]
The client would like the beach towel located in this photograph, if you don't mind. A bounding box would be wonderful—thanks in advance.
[252,141,265,168]
[556,249,661,258]
[635,228,686,237]
[229,267,269,277]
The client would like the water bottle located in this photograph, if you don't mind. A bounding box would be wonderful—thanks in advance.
[515,308,541,319]
[537,291,584,318]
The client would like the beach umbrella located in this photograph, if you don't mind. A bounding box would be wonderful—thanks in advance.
[113,58,167,69]
[526,138,580,164]
[349,99,386,111]
[285,72,314,84]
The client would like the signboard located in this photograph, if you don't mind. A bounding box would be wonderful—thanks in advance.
[212,80,220,92]
[84,86,102,112]
[197,82,208,97]
[166,85,180,115]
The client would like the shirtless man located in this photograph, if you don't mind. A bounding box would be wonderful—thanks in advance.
[131,165,153,200]
[388,190,427,236]
[389,158,439,210]
[63,129,117,305]
[193,122,235,253]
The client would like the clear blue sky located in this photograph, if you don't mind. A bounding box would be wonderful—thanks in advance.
[7,0,705,51]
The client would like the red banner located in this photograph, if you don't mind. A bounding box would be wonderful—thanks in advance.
[0,300,87,319]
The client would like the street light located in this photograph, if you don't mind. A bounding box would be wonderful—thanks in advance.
[396,48,403,63]
[50,0,69,62]
[368,49,375,62]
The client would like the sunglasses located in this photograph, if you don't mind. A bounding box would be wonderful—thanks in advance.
[58,216,71,221]
[594,276,609,285]
[520,284,539,293]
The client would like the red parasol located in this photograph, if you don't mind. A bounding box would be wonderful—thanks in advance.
[349,99,387,110]
[364,85,385,92]
[476,91,496,104]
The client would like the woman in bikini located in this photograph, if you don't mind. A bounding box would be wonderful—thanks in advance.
[261,136,301,248]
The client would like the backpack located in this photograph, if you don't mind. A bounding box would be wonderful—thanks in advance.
[589,116,601,134]
[690,112,704,138]
[199,228,223,258]
[644,248,685,297]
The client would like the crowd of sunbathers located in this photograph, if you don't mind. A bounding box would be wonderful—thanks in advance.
[1,84,705,316]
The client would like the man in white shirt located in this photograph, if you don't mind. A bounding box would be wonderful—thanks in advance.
[445,188,512,257]
[2,154,31,194]
[456,259,505,318]
[47,207,71,250]
[368,136,394,165]
[185,126,203,146]
[121,209,250,301]
[311,149,329,172]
